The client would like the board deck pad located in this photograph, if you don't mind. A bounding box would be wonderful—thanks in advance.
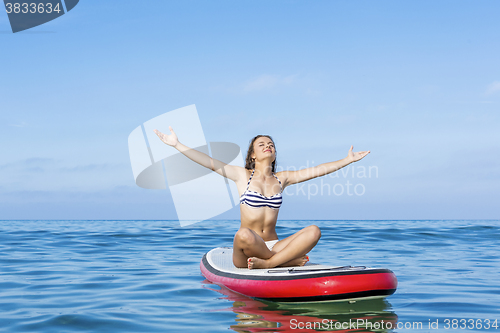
[207,247,367,275]
[201,247,398,302]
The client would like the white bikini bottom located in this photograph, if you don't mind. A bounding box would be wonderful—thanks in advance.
[265,239,279,251]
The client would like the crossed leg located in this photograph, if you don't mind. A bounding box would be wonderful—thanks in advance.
[232,225,321,269]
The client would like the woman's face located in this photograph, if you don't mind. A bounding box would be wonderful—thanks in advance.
[252,137,275,162]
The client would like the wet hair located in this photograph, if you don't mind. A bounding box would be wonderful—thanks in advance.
[244,135,277,172]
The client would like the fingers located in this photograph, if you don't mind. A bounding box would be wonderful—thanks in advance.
[352,151,370,160]
[351,147,371,155]
[154,128,174,139]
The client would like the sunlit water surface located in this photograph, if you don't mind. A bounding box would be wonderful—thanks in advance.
[0,220,498,332]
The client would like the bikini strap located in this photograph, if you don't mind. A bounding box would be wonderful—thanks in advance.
[245,170,255,191]
[273,173,283,192]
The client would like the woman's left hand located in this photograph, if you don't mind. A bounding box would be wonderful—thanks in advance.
[347,145,370,163]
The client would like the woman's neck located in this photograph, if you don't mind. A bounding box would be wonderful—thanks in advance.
[254,162,274,176]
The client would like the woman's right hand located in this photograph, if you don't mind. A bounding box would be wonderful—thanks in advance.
[154,126,178,147]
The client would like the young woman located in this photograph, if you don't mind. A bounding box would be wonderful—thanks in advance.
[154,127,370,269]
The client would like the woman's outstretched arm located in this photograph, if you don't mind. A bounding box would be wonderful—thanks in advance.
[154,127,244,182]
[279,145,370,188]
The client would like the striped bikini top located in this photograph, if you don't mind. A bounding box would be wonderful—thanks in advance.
[239,170,283,210]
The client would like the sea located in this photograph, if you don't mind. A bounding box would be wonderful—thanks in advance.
[0,219,498,333]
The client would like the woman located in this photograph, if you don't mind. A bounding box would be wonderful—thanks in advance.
[154,127,370,269]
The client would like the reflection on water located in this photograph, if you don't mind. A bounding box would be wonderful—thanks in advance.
[202,280,398,333]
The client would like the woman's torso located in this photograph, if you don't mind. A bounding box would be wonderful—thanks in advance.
[238,169,283,241]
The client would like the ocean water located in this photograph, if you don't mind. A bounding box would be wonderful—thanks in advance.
[0,219,498,333]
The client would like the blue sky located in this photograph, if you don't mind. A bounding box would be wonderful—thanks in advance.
[1,0,499,220]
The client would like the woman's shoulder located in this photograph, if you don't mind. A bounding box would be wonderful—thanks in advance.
[275,170,290,184]
[275,170,289,177]
[221,165,250,184]
[240,167,254,180]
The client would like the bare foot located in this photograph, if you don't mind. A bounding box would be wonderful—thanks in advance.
[279,255,309,267]
[247,257,269,269]
[247,256,309,269]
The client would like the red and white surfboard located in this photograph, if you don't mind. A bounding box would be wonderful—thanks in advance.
[201,247,397,302]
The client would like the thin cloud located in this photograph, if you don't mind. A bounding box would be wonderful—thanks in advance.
[8,121,29,127]
[59,163,117,172]
[0,158,57,170]
[485,81,500,95]
[243,74,297,93]
[211,73,319,96]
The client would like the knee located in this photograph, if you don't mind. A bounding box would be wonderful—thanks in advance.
[234,227,256,246]
[307,225,321,241]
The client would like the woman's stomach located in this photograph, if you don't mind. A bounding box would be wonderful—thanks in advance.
[239,205,279,240]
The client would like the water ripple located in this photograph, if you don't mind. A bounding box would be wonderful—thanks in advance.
[0,219,498,332]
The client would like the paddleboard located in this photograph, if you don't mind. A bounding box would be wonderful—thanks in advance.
[200,247,397,302]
